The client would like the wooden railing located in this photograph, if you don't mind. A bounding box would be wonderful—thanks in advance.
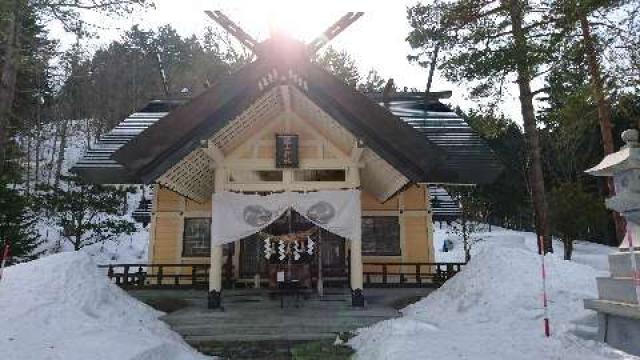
[98,261,464,289]
[97,263,234,289]
[362,262,465,287]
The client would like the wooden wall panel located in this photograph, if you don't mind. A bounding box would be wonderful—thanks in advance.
[156,186,182,211]
[185,197,211,212]
[361,190,399,210]
[403,184,427,210]
[403,216,430,262]
[152,214,181,263]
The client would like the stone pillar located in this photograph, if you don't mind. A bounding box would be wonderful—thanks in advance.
[584,129,640,356]
[350,235,364,307]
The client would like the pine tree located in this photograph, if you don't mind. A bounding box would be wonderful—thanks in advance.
[407,0,555,253]
[37,175,136,251]
[0,178,43,261]
[314,47,361,88]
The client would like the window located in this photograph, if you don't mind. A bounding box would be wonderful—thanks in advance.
[229,170,283,183]
[362,216,400,256]
[182,218,211,257]
[293,169,346,182]
[182,218,234,257]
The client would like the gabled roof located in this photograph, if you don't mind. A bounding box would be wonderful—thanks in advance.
[378,94,503,185]
[71,36,501,187]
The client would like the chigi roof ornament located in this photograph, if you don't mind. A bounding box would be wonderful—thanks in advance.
[204,10,364,59]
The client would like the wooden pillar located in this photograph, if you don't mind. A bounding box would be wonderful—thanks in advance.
[349,165,364,306]
[208,168,226,309]
[208,244,223,309]
[350,235,364,306]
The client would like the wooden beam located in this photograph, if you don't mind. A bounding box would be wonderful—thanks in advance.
[202,140,226,165]
[308,12,364,54]
[351,140,365,162]
[204,10,258,52]
[228,158,363,170]
[280,85,292,113]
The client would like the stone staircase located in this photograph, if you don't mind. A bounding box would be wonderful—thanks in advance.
[163,289,398,344]
[585,251,640,355]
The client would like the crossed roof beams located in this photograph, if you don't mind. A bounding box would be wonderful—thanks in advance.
[204,10,364,56]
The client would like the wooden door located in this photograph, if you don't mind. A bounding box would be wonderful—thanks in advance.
[239,234,268,277]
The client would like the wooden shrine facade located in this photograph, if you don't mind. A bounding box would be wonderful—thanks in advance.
[71,19,501,308]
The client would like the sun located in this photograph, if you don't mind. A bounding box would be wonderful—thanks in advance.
[252,0,336,42]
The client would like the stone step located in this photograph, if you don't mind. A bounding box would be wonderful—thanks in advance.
[173,323,373,337]
[596,277,640,304]
[164,309,397,325]
[165,313,396,328]
[609,252,640,278]
[186,332,337,343]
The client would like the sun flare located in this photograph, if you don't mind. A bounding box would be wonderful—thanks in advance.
[253,0,332,41]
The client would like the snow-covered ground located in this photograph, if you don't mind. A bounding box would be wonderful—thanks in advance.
[350,227,637,360]
[29,120,151,264]
[0,252,209,360]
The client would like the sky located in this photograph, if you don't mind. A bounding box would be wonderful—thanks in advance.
[49,0,522,121]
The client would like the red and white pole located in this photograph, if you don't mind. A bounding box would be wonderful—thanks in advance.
[539,235,551,337]
[0,240,10,283]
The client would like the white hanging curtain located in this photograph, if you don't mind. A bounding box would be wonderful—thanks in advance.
[211,190,361,246]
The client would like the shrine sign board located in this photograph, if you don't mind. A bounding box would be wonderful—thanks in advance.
[275,134,299,168]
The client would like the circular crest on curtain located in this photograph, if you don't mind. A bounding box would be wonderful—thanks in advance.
[306,201,336,224]
[243,205,273,227]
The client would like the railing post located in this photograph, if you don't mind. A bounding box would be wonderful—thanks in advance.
[107,265,114,281]
[191,266,197,287]
[416,264,421,284]
[382,264,387,284]
[123,265,130,286]
[137,266,144,287]
[157,265,163,286]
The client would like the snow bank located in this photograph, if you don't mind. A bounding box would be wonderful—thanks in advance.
[351,232,636,359]
[0,252,208,360]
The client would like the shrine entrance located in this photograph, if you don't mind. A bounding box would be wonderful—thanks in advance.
[238,210,347,286]
[208,190,363,309]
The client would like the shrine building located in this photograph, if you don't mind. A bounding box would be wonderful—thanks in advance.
[71,14,501,308]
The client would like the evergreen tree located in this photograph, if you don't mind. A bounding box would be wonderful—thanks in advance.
[551,0,630,241]
[0,179,43,261]
[37,176,136,251]
[0,0,151,173]
[314,46,360,88]
[357,69,387,93]
[464,110,532,231]
[407,0,556,253]
[549,183,608,259]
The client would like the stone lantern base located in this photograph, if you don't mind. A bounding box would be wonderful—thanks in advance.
[584,251,640,356]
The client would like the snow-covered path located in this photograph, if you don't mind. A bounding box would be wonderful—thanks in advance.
[350,229,638,360]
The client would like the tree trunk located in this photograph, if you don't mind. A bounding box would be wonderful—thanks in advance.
[579,13,626,245]
[53,119,69,189]
[34,111,41,185]
[0,0,23,173]
[509,0,553,254]
[563,238,573,261]
[47,127,59,186]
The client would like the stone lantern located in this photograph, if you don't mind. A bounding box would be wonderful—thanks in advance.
[584,129,640,356]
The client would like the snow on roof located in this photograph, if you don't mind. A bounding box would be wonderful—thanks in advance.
[0,252,207,360]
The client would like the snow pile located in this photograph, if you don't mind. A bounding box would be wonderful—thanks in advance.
[0,252,208,360]
[350,232,636,359]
